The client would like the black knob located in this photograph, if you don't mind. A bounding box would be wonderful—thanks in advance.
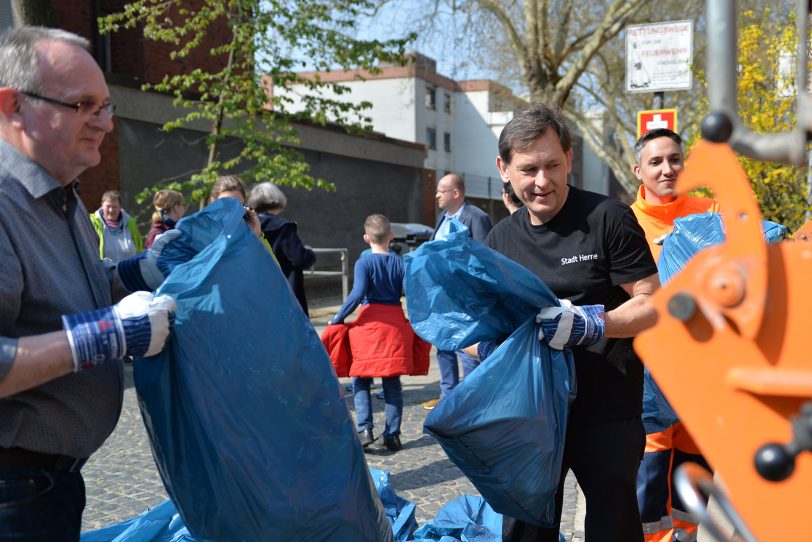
[754,443,795,482]
[668,292,697,322]
[701,113,734,143]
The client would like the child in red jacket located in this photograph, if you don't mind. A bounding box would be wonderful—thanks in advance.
[324,214,429,452]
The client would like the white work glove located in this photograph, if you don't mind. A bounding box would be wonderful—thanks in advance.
[62,291,176,372]
[116,230,182,292]
[536,299,605,350]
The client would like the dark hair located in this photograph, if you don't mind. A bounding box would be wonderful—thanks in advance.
[498,103,572,164]
[634,129,682,163]
[502,182,522,207]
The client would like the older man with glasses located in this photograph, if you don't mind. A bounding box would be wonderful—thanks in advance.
[0,26,178,540]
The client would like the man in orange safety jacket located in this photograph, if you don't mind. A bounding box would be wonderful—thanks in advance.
[630,128,718,542]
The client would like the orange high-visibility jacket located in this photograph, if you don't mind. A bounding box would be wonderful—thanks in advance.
[630,185,719,262]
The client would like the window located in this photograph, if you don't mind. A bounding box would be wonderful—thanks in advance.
[443,132,451,152]
[425,86,436,110]
[426,128,437,150]
[444,93,452,113]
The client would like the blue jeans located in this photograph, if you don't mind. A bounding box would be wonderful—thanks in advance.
[438,350,481,398]
[0,466,85,541]
[437,349,459,398]
[458,351,480,378]
[353,377,403,438]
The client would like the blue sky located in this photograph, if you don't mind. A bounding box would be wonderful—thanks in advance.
[352,1,484,81]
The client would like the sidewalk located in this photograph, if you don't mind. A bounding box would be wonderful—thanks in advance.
[80,301,585,540]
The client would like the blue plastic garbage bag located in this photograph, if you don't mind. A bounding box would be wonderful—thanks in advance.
[658,212,787,284]
[134,198,391,542]
[404,224,576,527]
[422,321,575,527]
[404,219,562,350]
[81,467,414,542]
[642,370,679,434]
[411,495,501,542]
[80,500,194,542]
[370,467,418,541]
[645,212,788,431]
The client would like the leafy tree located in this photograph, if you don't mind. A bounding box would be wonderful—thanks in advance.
[688,8,809,231]
[369,0,705,196]
[100,0,411,205]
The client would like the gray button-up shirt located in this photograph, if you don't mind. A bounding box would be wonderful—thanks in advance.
[0,139,123,458]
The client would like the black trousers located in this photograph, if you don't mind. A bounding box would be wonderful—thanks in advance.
[503,416,645,542]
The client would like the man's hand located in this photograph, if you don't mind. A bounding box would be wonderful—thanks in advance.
[536,300,605,350]
[117,229,182,292]
[62,292,176,372]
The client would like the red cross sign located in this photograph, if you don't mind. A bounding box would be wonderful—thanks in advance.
[637,109,678,138]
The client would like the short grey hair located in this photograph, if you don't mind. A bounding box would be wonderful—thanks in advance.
[248,181,287,213]
[0,26,90,94]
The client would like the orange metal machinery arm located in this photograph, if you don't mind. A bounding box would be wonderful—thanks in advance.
[635,141,812,541]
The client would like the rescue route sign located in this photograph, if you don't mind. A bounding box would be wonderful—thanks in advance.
[637,109,678,138]
[626,20,693,93]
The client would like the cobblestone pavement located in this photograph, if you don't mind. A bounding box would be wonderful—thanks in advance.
[81,304,585,540]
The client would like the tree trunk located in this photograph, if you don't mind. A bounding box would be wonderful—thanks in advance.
[12,0,56,27]
[569,113,638,195]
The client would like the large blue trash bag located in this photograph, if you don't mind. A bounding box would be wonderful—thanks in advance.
[404,223,576,527]
[405,220,563,350]
[134,198,392,542]
[411,495,502,542]
[658,212,786,283]
[645,212,788,430]
[81,467,413,542]
[80,500,194,542]
[370,467,418,541]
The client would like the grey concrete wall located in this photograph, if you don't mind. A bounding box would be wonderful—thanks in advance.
[284,148,426,265]
[112,90,428,276]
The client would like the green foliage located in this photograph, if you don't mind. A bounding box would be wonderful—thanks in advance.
[100,0,412,207]
[688,9,810,231]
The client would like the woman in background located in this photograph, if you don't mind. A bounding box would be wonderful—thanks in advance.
[209,175,262,238]
[146,189,185,249]
[90,190,143,262]
[248,181,316,316]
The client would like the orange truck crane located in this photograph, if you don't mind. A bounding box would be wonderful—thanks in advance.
[634,1,812,540]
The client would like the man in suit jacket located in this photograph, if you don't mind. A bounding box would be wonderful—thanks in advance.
[423,173,493,410]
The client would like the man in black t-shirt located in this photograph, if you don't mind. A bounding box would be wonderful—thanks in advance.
[472,104,660,542]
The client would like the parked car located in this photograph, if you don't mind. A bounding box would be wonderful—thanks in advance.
[389,223,434,255]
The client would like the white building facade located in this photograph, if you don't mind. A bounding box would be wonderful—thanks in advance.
[273,52,611,201]
[274,53,525,201]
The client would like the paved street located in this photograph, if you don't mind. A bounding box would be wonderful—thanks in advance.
[81,302,585,540]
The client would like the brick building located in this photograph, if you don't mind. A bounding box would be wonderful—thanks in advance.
[0,1,430,266]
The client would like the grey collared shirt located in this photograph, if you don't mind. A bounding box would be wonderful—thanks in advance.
[0,139,123,458]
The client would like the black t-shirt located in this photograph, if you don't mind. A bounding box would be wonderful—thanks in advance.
[486,186,657,425]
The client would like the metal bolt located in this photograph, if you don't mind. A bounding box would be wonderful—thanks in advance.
[668,292,697,322]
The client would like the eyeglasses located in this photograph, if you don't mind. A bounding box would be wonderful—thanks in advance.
[20,91,116,118]
[436,188,456,194]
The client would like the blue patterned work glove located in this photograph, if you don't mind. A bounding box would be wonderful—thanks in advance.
[536,299,605,350]
[62,292,176,372]
[117,230,182,292]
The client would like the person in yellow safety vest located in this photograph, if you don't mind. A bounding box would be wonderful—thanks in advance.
[630,128,719,542]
